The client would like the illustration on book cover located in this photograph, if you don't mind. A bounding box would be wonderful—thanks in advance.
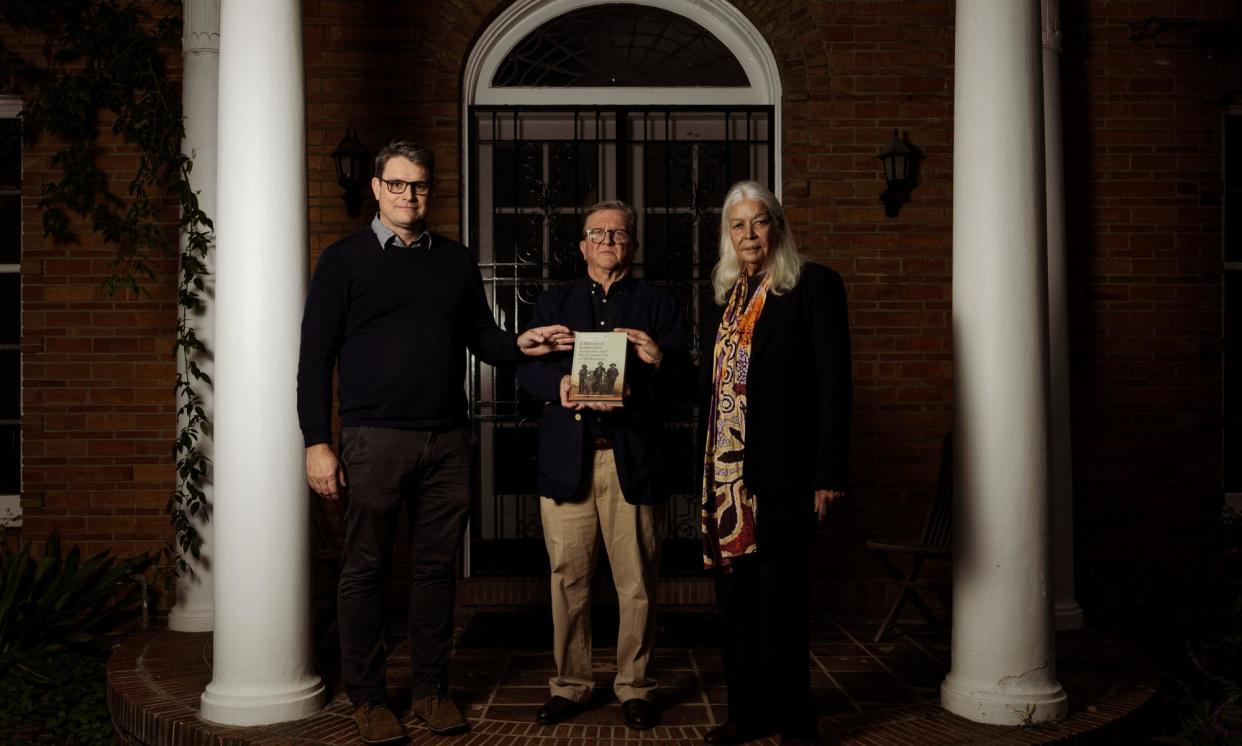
[568,331,627,404]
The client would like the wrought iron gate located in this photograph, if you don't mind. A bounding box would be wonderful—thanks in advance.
[467,105,773,575]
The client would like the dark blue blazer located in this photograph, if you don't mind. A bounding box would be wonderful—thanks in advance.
[516,277,688,505]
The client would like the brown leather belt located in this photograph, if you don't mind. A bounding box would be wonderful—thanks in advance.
[592,436,614,451]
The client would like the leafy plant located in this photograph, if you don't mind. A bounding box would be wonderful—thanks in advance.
[0,647,113,745]
[0,0,214,575]
[0,532,152,671]
[1154,681,1242,746]
[1149,509,1242,745]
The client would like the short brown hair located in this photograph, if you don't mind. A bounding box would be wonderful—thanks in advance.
[582,200,638,238]
[374,141,435,184]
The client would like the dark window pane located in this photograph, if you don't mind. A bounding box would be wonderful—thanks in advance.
[696,284,719,366]
[1228,273,1242,343]
[643,142,694,208]
[0,349,15,419]
[490,365,519,419]
[1226,115,1242,182]
[697,142,750,208]
[1227,350,1242,423]
[492,427,539,494]
[0,119,19,190]
[490,281,542,336]
[0,195,18,264]
[1227,192,1242,264]
[493,213,544,269]
[0,274,16,344]
[641,214,694,281]
[492,283,518,332]
[1229,115,1242,262]
[1228,418,1242,493]
[494,142,542,209]
[549,141,598,208]
[657,425,699,493]
[1229,271,1240,491]
[511,284,540,330]
[699,211,722,273]
[547,214,584,280]
[0,424,17,494]
[491,213,518,267]
[493,4,747,87]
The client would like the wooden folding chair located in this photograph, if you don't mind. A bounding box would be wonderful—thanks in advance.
[865,433,952,643]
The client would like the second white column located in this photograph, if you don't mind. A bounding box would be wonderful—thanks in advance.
[941,0,1068,726]
[1042,0,1085,633]
[168,0,219,636]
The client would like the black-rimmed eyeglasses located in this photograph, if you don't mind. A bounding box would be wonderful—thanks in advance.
[584,228,631,244]
[379,178,431,196]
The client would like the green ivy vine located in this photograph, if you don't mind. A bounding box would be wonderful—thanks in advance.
[0,0,211,578]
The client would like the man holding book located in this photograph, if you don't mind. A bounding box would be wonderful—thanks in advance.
[515,200,688,731]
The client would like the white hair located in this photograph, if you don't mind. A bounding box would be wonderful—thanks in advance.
[711,180,803,305]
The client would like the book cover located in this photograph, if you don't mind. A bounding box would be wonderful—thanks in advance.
[568,331,627,404]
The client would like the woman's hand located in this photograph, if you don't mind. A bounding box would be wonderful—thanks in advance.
[814,489,843,522]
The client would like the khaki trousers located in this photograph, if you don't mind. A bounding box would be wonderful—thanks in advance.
[540,449,663,703]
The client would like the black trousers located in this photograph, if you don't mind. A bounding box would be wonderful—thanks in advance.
[714,491,818,741]
[337,425,473,706]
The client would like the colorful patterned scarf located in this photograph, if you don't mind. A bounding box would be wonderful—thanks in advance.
[701,272,771,569]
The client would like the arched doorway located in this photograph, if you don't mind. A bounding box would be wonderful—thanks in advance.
[462,0,781,576]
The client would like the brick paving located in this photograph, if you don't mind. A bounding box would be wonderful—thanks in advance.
[108,612,1157,745]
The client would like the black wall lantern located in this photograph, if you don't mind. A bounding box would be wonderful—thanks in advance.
[878,129,916,218]
[331,129,370,218]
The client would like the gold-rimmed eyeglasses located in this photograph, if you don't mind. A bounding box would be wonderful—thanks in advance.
[379,178,431,196]
[584,227,631,244]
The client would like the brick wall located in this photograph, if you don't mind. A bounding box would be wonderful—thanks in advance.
[9,17,182,561]
[10,0,1235,615]
[782,0,956,611]
[1062,0,1234,609]
[19,180,180,563]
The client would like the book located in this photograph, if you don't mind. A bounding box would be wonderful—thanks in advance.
[568,331,627,404]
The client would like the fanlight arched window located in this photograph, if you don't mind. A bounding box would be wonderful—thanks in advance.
[492,3,748,87]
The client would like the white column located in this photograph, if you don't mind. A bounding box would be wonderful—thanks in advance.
[1043,0,1084,633]
[941,0,1068,726]
[200,0,323,726]
[168,0,219,635]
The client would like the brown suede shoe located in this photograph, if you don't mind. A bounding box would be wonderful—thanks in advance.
[410,693,469,734]
[352,703,405,744]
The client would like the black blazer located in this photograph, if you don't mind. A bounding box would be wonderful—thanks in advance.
[700,263,852,497]
[516,277,689,505]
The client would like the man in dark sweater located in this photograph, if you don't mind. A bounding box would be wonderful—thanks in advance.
[515,200,687,731]
[297,142,569,744]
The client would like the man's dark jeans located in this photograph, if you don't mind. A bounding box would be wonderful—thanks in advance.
[338,425,472,706]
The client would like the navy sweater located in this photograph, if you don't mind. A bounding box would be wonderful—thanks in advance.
[297,229,519,446]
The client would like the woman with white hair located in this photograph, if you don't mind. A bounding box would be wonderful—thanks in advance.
[700,181,852,746]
